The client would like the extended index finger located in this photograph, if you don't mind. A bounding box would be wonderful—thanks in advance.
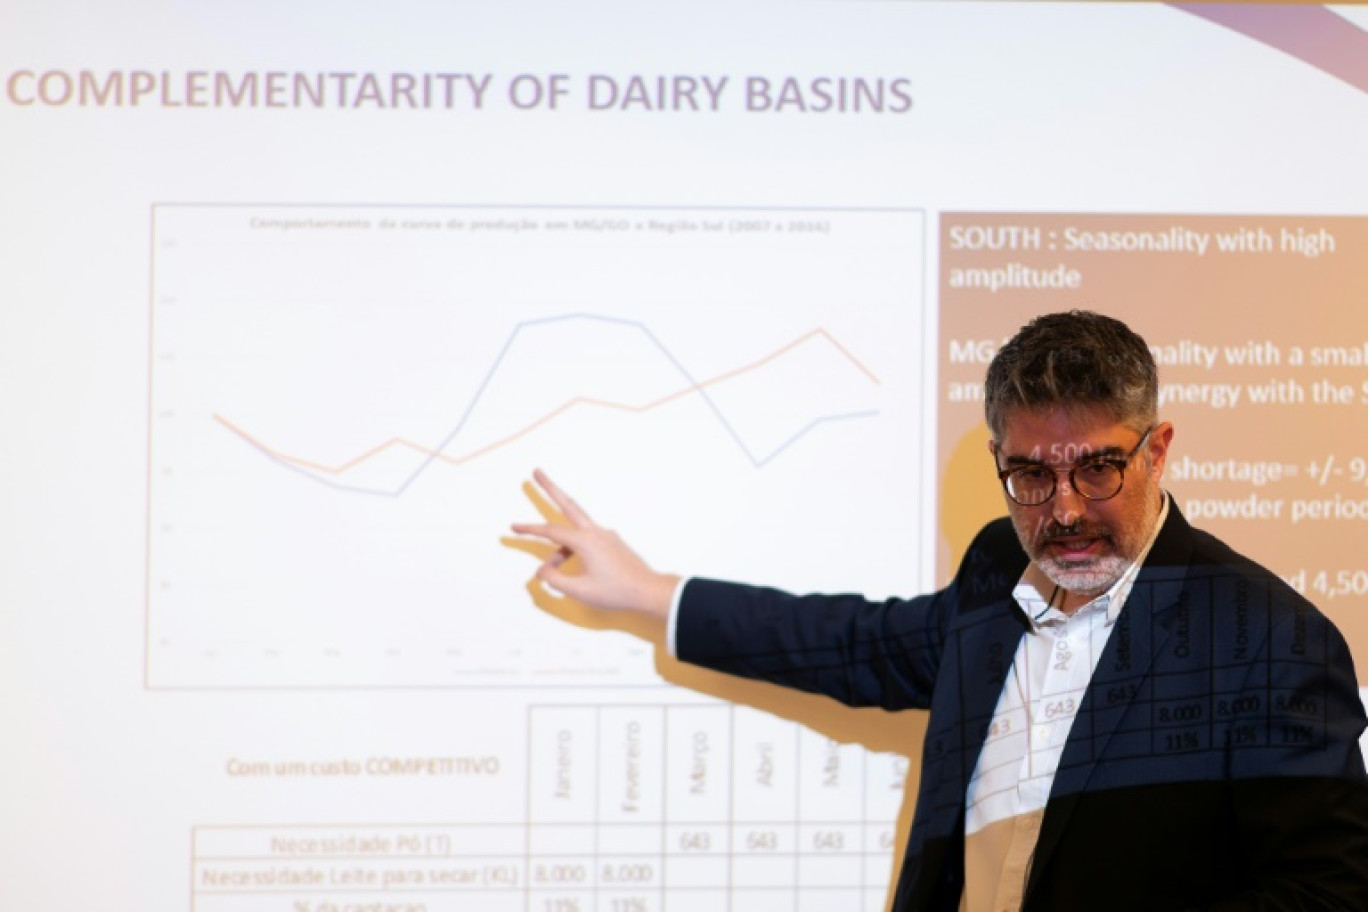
[509,521,583,550]
[532,469,594,527]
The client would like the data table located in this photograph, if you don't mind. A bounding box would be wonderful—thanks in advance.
[193,704,909,911]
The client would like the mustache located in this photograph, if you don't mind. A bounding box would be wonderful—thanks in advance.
[1040,520,1111,542]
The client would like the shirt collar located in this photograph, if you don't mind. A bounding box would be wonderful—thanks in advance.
[1013,492,1170,630]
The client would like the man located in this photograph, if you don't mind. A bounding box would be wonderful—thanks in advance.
[512,311,1368,910]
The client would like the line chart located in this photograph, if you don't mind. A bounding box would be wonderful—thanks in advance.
[146,204,927,689]
[214,315,882,496]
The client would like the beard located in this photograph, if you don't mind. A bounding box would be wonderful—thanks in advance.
[1015,516,1139,597]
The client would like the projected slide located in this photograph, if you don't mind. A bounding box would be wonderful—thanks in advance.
[147,204,926,688]
[9,3,1368,910]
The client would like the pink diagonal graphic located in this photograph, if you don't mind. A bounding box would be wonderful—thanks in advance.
[1173,4,1368,95]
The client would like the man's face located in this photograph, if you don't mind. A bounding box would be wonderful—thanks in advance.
[992,407,1172,598]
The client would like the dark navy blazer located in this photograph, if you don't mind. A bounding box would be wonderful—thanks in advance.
[676,501,1368,910]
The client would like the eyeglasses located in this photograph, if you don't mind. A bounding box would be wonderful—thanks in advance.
[994,426,1155,507]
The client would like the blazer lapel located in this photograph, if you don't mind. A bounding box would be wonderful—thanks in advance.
[940,525,1034,791]
[952,597,1036,781]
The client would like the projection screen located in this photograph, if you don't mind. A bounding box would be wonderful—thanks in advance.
[2,2,1367,909]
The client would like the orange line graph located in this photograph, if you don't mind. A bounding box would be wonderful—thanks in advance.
[215,326,880,477]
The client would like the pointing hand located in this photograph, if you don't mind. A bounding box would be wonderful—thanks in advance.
[511,470,678,620]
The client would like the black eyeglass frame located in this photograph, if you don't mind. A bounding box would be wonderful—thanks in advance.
[993,425,1156,507]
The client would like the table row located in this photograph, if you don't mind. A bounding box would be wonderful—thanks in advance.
[527,705,910,823]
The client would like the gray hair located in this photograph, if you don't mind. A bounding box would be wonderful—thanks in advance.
[984,310,1158,440]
